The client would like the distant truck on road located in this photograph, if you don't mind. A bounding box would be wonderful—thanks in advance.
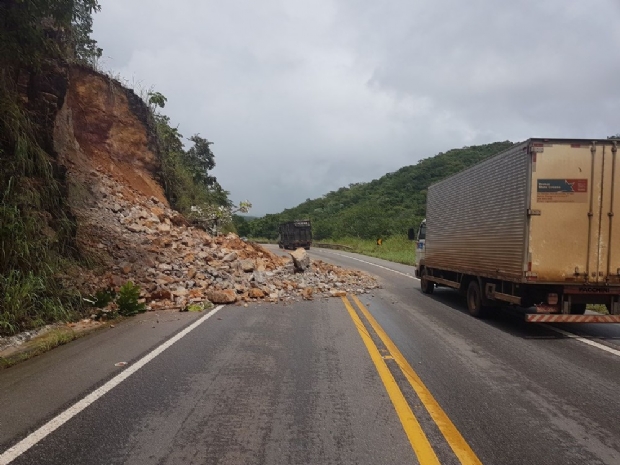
[278,220,312,250]
[413,138,620,323]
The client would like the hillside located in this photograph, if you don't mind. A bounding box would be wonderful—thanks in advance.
[243,141,514,240]
[0,1,379,340]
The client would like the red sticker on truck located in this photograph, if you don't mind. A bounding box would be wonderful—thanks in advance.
[537,179,588,203]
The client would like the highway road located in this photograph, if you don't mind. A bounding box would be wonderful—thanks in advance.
[1,245,619,464]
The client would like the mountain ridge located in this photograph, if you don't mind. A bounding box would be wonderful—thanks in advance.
[240,141,515,240]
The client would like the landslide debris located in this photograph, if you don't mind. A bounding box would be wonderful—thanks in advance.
[73,172,379,312]
[53,66,378,314]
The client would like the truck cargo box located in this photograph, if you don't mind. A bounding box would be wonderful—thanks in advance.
[278,220,312,250]
[425,138,620,286]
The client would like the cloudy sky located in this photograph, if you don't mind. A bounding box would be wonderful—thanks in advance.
[92,0,620,215]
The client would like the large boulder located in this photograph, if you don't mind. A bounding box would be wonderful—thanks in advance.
[252,270,266,284]
[240,259,255,272]
[248,288,265,299]
[289,248,310,272]
[206,289,237,304]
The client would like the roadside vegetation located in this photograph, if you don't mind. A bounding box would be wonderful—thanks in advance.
[149,103,251,235]
[318,236,417,266]
[0,0,102,336]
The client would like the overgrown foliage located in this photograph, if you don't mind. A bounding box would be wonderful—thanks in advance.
[0,0,101,335]
[72,0,102,65]
[154,113,230,213]
[149,93,250,233]
[0,0,101,68]
[0,73,85,336]
[246,141,514,240]
[188,201,252,235]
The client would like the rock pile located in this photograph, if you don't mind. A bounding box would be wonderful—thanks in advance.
[72,171,379,311]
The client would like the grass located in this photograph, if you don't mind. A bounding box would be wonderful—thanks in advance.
[317,235,417,266]
[0,74,86,337]
[0,326,91,369]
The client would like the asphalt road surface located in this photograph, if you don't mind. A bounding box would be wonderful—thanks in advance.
[1,244,619,464]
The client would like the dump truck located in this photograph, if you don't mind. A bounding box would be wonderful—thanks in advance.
[414,138,620,323]
[278,220,312,250]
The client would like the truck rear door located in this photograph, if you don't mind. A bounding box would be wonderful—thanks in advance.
[529,140,619,284]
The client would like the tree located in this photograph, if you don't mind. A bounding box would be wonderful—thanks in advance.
[148,91,167,112]
[0,0,99,68]
[189,200,252,235]
[184,134,217,187]
[72,0,102,64]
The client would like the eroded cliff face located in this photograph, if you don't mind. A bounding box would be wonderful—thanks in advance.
[56,65,166,206]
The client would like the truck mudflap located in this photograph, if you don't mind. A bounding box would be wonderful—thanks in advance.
[526,314,620,323]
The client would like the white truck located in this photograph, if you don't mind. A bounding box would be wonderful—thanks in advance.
[414,138,620,323]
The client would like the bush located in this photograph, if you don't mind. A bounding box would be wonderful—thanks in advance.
[116,281,146,316]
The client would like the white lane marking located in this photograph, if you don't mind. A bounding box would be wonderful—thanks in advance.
[0,305,224,465]
[322,250,419,280]
[543,325,620,358]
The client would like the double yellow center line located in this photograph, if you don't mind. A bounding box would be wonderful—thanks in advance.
[341,295,482,465]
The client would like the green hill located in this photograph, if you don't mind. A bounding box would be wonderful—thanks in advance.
[243,141,514,240]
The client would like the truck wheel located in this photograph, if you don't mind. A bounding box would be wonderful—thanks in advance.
[467,281,490,318]
[570,303,587,315]
[420,268,434,294]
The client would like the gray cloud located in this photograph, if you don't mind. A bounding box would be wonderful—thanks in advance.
[93,0,620,215]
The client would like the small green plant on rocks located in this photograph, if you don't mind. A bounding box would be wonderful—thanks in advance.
[184,301,214,313]
[87,287,116,309]
[116,281,146,317]
[85,282,145,319]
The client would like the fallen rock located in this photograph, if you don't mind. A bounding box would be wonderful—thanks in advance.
[148,289,172,300]
[170,214,189,227]
[173,288,189,296]
[206,289,237,304]
[240,259,255,272]
[252,270,266,284]
[248,288,265,299]
[329,290,347,297]
[301,288,314,300]
[289,248,310,272]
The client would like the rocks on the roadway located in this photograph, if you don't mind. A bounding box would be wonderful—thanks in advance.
[289,248,310,272]
[71,173,379,312]
[206,289,238,304]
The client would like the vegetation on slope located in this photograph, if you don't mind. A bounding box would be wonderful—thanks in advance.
[147,96,248,235]
[241,141,514,241]
[0,1,103,335]
[0,1,237,336]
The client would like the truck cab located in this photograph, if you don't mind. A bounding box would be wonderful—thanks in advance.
[410,219,426,278]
